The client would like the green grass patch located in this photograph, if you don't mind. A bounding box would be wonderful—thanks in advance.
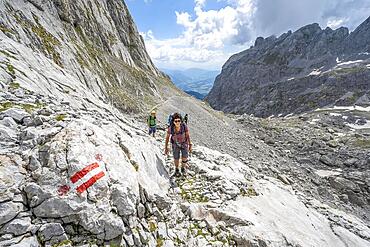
[6,63,15,78]
[0,23,15,34]
[13,12,62,66]
[22,103,39,113]
[174,236,184,245]
[156,236,164,247]
[130,160,139,171]
[108,243,120,247]
[31,14,62,66]
[178,178,209,203]
[327,66,367,78]
[149,221,157,232]
[0,101,14,112]
[0,102,44,113]
[51,240,72,247]
[354,138,370,148]
[240,187,257,197]
[308,101,318,108]
[55,114,66,121]
[9,82,20,90]
[0,50,17,60]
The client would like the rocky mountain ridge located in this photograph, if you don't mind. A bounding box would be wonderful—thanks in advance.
[206,17,370,117]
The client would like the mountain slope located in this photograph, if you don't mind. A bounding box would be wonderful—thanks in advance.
[0,0,179,113]
[206,17,370,117]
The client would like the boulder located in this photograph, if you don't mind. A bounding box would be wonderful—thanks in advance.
[0,201,24,225]
[38,223,68,245]
[0,217,32,236]
[1,108,31,123]
[111,186,137,217]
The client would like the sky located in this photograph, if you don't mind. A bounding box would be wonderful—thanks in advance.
[126,0,370,70]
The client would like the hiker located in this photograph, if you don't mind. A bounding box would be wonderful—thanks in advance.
[147,110,157,137]
[183,113,188,125]
[164,112,192,177]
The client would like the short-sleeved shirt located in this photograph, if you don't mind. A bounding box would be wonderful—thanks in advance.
[168,124,188,146]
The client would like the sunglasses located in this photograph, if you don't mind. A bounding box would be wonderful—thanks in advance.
[174,120,181,123]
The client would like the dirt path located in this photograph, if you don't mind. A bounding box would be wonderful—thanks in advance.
[155,95,280,166]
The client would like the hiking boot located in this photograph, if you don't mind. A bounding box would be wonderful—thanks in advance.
[181,167,187,176]
[173,168,181,177]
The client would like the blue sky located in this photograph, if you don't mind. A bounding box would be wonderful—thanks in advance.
[126,0,370,70]
[127,0,229,39]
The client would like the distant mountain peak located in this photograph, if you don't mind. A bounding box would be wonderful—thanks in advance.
[206,16,370,117]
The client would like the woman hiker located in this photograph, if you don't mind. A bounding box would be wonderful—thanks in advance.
[164,112,192,177]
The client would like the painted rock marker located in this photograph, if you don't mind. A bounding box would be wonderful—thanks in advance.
[58,158,106,195]
[71,162,105,193]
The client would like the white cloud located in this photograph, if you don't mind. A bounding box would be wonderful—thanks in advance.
[141,0,256,69]
[141,0,370,70]
[327,18,348,29]
[176,0,255,49]
[141,30,228,69]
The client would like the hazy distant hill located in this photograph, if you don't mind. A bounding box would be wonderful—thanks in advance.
[162,68,219,98]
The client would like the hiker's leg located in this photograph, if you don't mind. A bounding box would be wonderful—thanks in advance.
[172,145,180,168]
[174,159,180,169]
[181,158,188,168]
[181,148,189,168]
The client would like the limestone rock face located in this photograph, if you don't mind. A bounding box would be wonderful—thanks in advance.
[0,0,177,113]
[0,87,172,246]
[206,17,370,117]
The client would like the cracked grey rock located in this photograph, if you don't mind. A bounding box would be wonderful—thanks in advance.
[38,223,65,241]
[0,125,17,143]
[0,201,24,226]
[3,236,40,247]
[0,217,32,236]
[137,203,145,219]
[38,223,68,246]
[0,116,18,128]
[1,108,31,123]
[111,186,137,217]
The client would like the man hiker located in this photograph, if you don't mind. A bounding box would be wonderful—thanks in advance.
[164,112,192,177]
[147,110,157,137]
[183,113,188,124]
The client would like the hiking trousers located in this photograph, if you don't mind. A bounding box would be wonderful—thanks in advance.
[172,144,188,160]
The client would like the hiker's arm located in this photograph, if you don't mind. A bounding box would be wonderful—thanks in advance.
[186,130,192,152]
[164,130,170,155]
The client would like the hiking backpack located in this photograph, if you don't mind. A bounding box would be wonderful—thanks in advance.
[148,115,156,127]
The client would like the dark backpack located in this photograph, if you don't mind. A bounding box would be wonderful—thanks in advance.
[184,115,188,124]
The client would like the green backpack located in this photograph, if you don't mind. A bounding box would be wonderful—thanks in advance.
[148,115,156,127]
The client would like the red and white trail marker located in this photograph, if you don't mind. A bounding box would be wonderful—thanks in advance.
[58,161,105,196]
[71,162,105,193]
